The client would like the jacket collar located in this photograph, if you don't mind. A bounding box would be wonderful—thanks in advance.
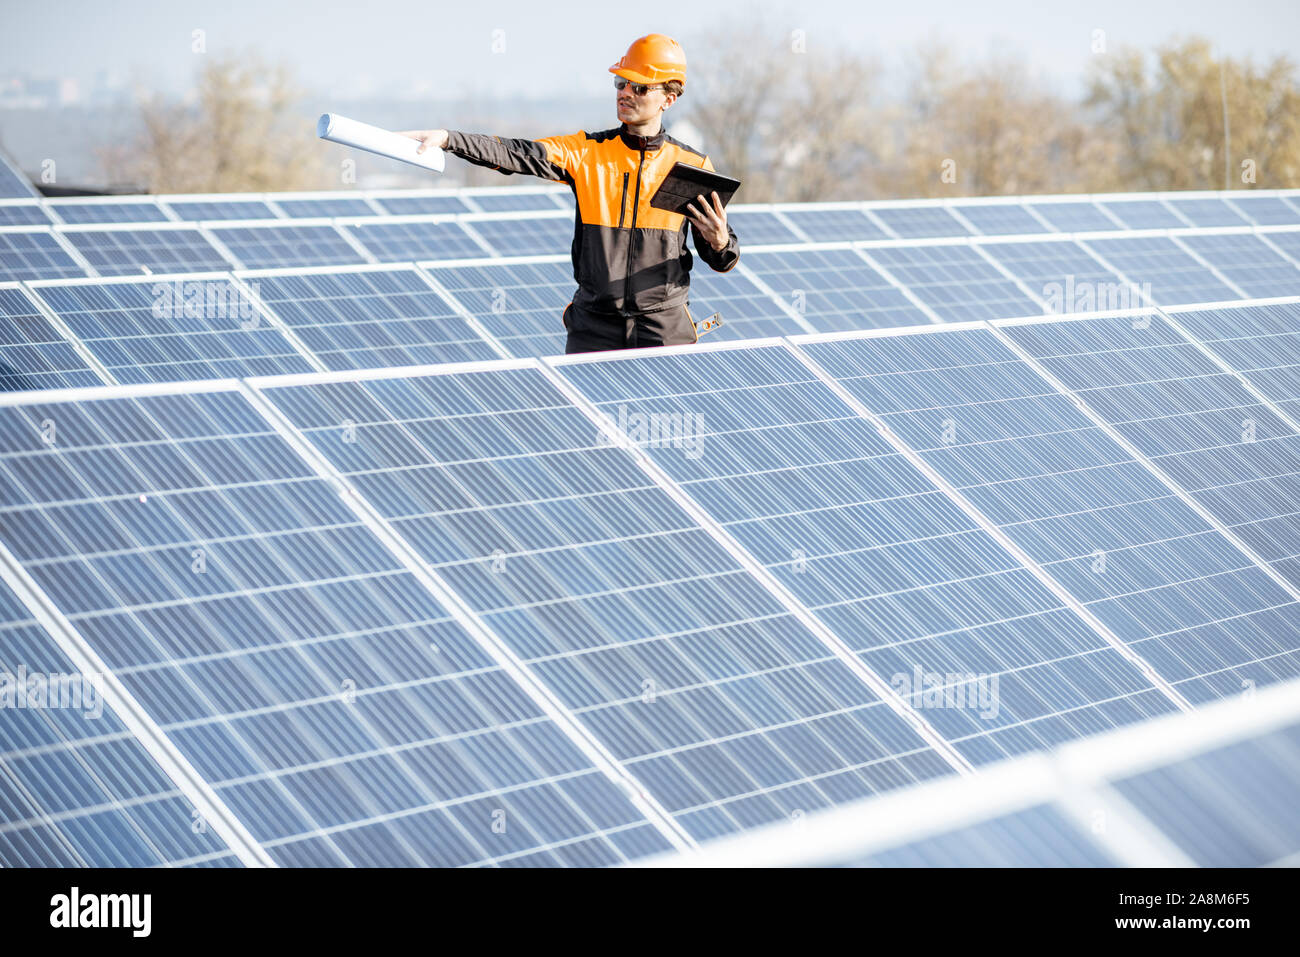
[618,122,665,152]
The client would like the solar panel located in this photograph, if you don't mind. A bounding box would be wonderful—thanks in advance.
[844,804,1116,867]
[685,266,809,340]
[871,206,972,239]
[61,227,231,277]
[1175,233,1300,299]
[949,204,1050,236]
[1110,720,1300,866]
[978,240,1131,313]
[0,154,38,199]
[32,277,316,383]
[469,192,566,213]
[48,200,170,225]
[0,576,242,866]
[720,210,802,245]
[248,267,500,369]
[0,387,672,866]
[1000,314,1300,696]
[346,219,487,263]
[1097,200,1187,230]
[742,248,930,331]
[1163,197,1250,228]
[0,230,86,282]
[373,195,473,216]
[1082,235,1239,305]
[273,197,376,218]
[1168,301,1300,434]
[422,260,572,358]
[1226,195,1300,226]
[865,244,1042,321]
[208,224,368,269]
[165,199,281,221]
[778,208,890,242]
[264,365,956,839]
[1026,201,1121,233]
[0,204,51,227]
[560,342,1177,763]
[1259,229,1300,264]
[469,217,574,257]
[0,285,102,390]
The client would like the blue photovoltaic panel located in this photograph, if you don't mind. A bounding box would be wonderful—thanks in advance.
[1175,234,1300,299]
[1097,200,1187,230]
[166,199,280,221]
[1111,720,1300,866]
[562,344,1175,763]
[798,335,1181,755]
[0,577,240,867]
[1082,236,1239,305]
[469,193,566,213]
[979,240,1130,312]
[34,279,315,383]
[1001,315,1300,697]
[48,201,169,225]
[1163,197,1250,228]
[871,206,972,239]
[469,217,573,257]
[0,390,670,866]
[346,220,487,263]
[779,208,890,242]
[251,268,500,369]
[815,326,1300,708]
[1172,302,1300,425]
[1227,195,1300,227]
[865,245,1041,322]
[551,192,575,209]
[208,224,367,269]
[0,204,51,227]
[0,231,85,282]
[1259,229,1300,265]
[1026,201,1120,233]
[273,197,375,218]
[0,155,37,198]
[684,266,808,340]
[950,204,1050,236]
[62,228,230,277]
[374,195,473,216]
[845,805,1116,867]
[742,248,931,332]
[424,260,572,358]
[721,210,802,246]
[266,366,954,840]
[0,285,102,390]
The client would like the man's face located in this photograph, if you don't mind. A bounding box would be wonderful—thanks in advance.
[615,77,670,125]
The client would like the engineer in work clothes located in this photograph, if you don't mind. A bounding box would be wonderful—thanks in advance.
[400,34,740,353]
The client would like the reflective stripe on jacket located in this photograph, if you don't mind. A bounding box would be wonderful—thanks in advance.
[444,124,740,318]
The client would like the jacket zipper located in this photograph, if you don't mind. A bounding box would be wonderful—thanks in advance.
[623,142,646,317]
[618,172,629,228]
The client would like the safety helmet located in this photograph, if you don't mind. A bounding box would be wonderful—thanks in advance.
[609,34,687,86]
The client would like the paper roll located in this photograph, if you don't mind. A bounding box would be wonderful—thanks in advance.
[316,113,446,173]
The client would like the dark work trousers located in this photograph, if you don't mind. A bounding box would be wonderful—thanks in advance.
[563,299,700,354]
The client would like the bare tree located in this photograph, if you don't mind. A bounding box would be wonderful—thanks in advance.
[99,52,333,193]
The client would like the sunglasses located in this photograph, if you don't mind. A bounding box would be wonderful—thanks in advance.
[614,77,665,96]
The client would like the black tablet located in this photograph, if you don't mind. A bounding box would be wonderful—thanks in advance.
[650,162,741,215]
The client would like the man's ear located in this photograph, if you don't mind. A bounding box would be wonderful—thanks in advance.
[661,93,677,112]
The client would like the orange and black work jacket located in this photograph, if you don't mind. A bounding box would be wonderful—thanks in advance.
[444,124,740,341]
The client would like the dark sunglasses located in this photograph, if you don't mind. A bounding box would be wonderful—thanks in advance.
[614,77,664,96]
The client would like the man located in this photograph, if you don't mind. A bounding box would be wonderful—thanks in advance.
[399,34,740,354]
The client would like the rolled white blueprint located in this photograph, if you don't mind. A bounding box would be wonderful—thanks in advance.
[316,113,446,173]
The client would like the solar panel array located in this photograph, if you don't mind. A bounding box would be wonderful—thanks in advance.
[2,158,1299,867]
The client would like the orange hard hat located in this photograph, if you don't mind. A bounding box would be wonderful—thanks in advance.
[609,34,687,86]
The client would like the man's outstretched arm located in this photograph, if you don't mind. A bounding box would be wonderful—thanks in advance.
[398,129,585,184]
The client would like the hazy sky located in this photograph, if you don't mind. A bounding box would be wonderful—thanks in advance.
[3,0,1298,104]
